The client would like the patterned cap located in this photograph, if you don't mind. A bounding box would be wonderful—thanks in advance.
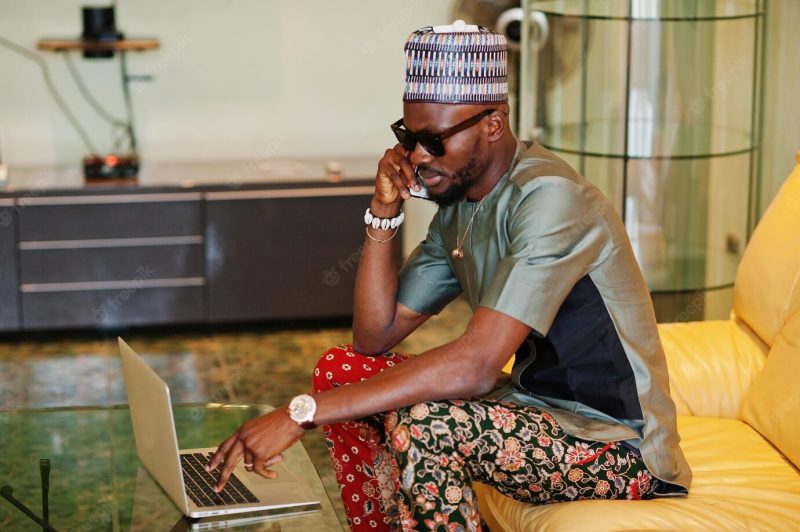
[403,20,508,104]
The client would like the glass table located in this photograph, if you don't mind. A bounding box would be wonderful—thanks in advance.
[0,404,343,531]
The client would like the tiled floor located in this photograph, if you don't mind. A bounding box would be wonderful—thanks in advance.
[0,297,473,529]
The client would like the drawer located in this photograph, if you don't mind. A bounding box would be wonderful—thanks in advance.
[21,284,204,330]
[18,193,202,241]
[20,242,204,284]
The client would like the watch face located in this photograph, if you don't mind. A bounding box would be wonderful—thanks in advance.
[289,395,313,420]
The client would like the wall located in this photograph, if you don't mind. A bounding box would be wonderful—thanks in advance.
[0,0,454,251]
[0,1,457,165]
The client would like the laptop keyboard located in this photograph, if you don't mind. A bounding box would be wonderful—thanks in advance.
[180,452,260,507]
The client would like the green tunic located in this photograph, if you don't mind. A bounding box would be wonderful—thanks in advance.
[397,140,692,495]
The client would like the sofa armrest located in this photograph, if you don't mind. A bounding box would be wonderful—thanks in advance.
[658,319,767,419]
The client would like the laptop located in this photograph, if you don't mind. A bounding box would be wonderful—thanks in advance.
[118,337,320,519]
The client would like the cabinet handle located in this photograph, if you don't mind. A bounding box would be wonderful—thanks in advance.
[18,192,202,206]
[20,235,204,250]
[21,277,206,293]
[205,186,374,201]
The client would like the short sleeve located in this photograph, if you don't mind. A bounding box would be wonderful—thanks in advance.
[479,177,608,336]
[397,212,462,315]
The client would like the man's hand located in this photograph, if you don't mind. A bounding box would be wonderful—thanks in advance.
[206,407,305,493]
[375,144,419,205]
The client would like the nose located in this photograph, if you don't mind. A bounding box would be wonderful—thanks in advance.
[408,141,434,168]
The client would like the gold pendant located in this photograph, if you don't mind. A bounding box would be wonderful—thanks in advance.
[452,248,465,260]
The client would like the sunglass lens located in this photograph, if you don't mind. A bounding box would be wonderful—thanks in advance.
[392,128,445,156]
[421,140,445,157]
[393,129,417,152]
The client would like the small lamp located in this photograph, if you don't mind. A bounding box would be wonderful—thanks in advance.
[81,5,124,59]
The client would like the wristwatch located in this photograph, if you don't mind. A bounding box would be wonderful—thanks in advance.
[287,394,317,430]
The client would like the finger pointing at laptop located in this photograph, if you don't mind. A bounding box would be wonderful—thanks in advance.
[207,406,304,492]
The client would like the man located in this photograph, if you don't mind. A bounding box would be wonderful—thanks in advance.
[209,21,691,531]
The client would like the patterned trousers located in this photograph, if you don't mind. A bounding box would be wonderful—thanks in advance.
[311,344,657,532]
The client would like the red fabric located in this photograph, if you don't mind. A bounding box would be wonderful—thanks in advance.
[312,344,410,531]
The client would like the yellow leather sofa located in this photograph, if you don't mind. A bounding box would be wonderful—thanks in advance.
[474,152,800,530]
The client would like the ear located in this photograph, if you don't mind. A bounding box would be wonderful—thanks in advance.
[486,109,507,143]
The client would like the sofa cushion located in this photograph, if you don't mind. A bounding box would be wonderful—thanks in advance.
[733,152,800,347]
[658,319,766,418]
[474,416,800,531]
[740,310,800,468]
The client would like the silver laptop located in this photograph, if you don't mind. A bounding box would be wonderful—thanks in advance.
[119,337,320,519]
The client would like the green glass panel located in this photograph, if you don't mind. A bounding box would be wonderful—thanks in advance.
[524,0,762,303]
[537,15,757,158]
[582,155,625,211]
[626,153,748,292]
[532,0,760,20]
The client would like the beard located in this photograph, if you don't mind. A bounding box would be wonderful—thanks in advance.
[423,156,482,208]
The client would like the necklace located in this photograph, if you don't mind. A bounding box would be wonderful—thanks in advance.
[452,195,487,260]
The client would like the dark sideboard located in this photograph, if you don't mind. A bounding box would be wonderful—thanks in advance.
[0,177,382,332]
[0,198,19,331]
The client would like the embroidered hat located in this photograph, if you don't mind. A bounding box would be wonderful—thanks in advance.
[403,20,508,104]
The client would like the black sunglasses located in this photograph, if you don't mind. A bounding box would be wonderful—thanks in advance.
[391,109,497,157]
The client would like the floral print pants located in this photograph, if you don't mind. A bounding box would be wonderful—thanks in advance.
[312,344,657,532]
